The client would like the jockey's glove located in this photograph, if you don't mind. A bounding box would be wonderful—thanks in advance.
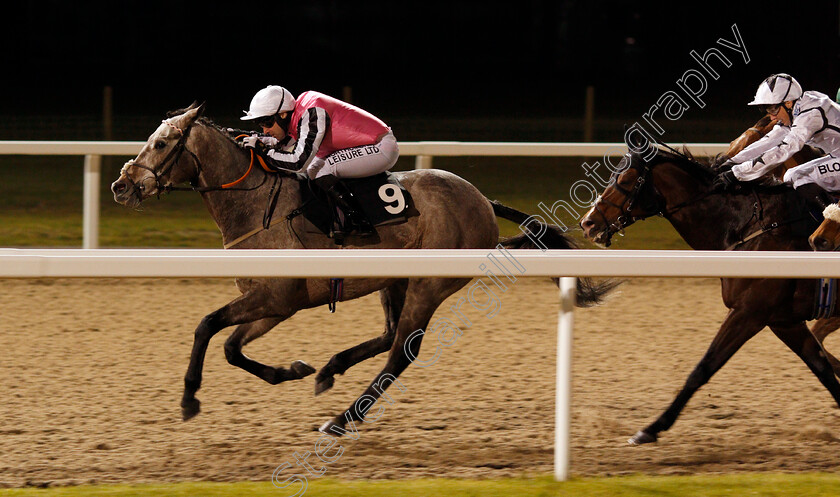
[241,135,270,155]
[711,170,738,193]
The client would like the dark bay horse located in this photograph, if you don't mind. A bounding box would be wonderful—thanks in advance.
[579,148,840,445]
[110,103,614,435]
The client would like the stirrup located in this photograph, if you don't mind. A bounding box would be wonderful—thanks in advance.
[339,215,374,238]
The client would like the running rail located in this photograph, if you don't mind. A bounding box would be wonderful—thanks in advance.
[0,141,730,249]
[0,249,839,279]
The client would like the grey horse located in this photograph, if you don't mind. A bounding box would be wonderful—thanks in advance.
[111,102,614,435]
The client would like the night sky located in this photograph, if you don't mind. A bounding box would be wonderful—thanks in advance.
[2,1,838,126]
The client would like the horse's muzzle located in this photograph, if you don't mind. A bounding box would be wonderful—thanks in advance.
[111,176,142,208]
[810,234,836,252]
[580,216,611,246]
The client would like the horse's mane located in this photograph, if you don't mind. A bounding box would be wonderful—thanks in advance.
[165,106,240,147]
[647,146,718,179]
[643,146,792,195]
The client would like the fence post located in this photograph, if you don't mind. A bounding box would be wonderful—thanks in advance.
[554,276,576,481]
[415,155,433,170]
[83,154,101,249]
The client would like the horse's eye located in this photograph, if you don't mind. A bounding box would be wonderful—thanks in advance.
[154,140,166,150]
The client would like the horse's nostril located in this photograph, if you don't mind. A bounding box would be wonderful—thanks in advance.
[112,181,126,194]
[814,236,831,251]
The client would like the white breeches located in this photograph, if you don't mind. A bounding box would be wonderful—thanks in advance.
[783,154,840,191]
[306,132,399,180]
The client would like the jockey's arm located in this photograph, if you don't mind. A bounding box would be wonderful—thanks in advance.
[731,112,823,181]
[729,124,787,165]
[263,107,330,171]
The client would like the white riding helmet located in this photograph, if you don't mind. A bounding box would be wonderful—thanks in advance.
[241,85,296,120]
[748,73,803,106]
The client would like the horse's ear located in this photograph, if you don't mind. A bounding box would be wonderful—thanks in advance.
[180,102,206,126]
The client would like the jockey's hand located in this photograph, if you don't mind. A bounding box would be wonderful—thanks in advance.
[714,158,735,172]
[241,135,269,155]
[711,170,738,193]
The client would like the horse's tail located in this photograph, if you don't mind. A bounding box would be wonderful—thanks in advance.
[489,199,620,307]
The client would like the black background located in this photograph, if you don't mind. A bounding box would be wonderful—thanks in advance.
[1,0,838,138]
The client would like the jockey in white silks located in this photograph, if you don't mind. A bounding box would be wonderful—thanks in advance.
[239,85,399,236]
[713,74,840,212]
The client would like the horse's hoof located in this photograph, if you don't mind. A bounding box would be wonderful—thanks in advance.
[318,418,345,437]
[291,360,316,378]
[314,375,335,396]
[181,398,201,421]
[628,430,657,445]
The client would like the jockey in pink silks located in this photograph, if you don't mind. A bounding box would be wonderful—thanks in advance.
[239,85,399,236]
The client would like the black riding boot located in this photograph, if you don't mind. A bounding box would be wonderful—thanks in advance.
[314,175,375,238]
[795,183,834,216]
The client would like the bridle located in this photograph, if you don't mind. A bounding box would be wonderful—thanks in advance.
[121,118,280,196]
[589,153,714,245]
[122,119,199,195]
[589,155,663,243]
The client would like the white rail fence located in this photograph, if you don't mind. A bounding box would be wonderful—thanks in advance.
[3,248,840,481]
[0,141,730,249]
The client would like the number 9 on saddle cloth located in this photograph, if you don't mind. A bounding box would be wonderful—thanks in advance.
[290,172,416,245]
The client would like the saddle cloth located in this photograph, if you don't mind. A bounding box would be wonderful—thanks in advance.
[296,172,414,239]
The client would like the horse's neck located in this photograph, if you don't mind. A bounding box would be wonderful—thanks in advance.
[655,166,752,251]
[191,126,301,248]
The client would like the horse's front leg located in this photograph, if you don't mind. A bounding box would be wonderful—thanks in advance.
[181,291,277,421]
[629,307,765,445]
[224,317,315,385]
[319,278,470,436]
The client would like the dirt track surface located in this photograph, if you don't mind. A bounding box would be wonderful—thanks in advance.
[3,277,840,487]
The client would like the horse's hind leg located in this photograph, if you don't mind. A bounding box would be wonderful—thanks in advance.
[810,317,840,378]
[224,317,316,385]
[319,278,471,436]
[629,308,765,445]
[314,279,408,395]
[771,322,840,407]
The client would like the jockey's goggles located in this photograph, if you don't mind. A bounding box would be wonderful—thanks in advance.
[759,104,782,116]
[254,114,277,129]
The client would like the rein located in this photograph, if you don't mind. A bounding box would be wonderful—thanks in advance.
[594,150,811,250]
[161,134,277,194]
[123,123,277,194]
[591,153,718,243]
[123,120,298,249]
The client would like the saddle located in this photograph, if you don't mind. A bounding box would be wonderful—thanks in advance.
[292,172,416,245]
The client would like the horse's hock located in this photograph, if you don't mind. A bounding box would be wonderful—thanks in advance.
[2,276,840,486]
